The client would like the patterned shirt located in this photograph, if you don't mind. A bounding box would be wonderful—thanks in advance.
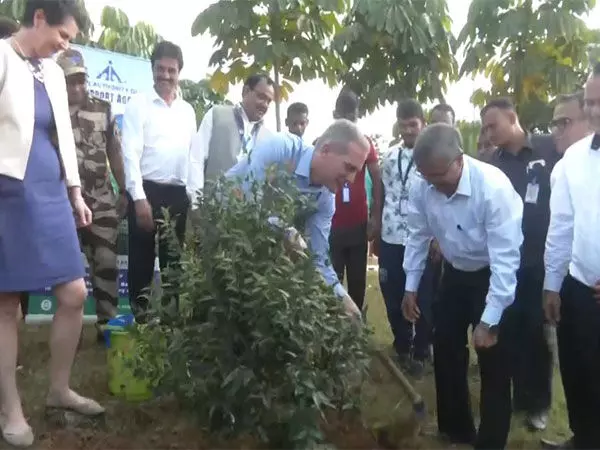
[381,145,418,246]
[71,95,119,206]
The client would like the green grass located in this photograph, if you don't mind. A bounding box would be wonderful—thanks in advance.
[9,270,570,449]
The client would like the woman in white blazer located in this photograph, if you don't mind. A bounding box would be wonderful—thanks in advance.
[0,1,104,446]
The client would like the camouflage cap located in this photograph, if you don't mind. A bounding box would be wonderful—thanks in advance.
[56,49,86,77]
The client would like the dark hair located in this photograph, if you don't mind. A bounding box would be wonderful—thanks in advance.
[287,102,308,117]
[22,0,86,30]
[335,89,359,115]
[244,73,274,90]
[556,91,584,110]
[480,97,515,117]
[593,62,600,77]
[0,16,18,38]
[431,103,455,121]
[151,41,184,71]
[396,98,424,120]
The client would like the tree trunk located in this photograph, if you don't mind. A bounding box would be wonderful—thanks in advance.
[273,64,281,131]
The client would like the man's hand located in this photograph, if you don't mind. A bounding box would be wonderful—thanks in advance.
[371,238,380,257]
[593,281,600,302]
[472,322,498,349]
[68,187,92,228]
[134,199,154,232]
[284,227,307,251]
[429,239,442,263]
[116,192,128,219]
[342,294,362,320]
[401,292,420,323]
[543,290,561,326]
[367,218,381,242]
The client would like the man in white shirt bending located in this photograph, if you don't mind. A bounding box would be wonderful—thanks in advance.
[121,41,197,321]
[543,66,600,450]
[402,123,523,450]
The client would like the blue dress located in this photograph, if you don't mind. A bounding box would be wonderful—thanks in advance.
[0,78,85,292]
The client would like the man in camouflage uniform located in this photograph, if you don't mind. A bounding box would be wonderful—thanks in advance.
[57,49,127,340]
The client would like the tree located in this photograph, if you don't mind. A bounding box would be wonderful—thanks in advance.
[456,120,480,157]
[458,0,598,130]
[191,0,349,131]
[334,0,458,114]
[179,78,229,125]
[95,6,161,59]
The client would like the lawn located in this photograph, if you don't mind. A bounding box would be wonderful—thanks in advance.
[11,271,570,449]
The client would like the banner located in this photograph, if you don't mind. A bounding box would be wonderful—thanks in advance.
[27,46,157,324]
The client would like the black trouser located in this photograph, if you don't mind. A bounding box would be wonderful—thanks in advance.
[433,264,511,450]
[378,240,440,361]
[329,222,368,310]
[503,266,552,414]
[557,274,600,449]
[127,181,189,322]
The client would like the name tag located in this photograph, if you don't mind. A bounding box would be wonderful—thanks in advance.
[525,182,539,204]
[342,183,350,203]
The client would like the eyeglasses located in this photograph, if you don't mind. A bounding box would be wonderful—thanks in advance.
[549,117,574,133]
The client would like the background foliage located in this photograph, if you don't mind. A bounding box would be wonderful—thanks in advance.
[191,0,350,131]
[458,0,598,130]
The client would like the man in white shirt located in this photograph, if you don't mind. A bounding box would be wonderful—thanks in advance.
[402,123,524,449]
[187,74,274,207]
[549,92,593,189]
[543,67,600,450]
[121,41,197,321]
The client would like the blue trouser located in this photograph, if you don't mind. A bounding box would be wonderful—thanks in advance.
[378,239,440,360]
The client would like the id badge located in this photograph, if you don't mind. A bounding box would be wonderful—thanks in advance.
[342,183,350,203]
[525,182,539,204]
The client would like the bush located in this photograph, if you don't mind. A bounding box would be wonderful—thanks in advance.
[132,174,372,448]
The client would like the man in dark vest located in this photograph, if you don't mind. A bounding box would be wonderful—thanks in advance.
[188,74,275,207]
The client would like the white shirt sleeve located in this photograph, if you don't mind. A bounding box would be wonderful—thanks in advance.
[121,96,146,201]
[403,180,433,292]
[544,161,574,292]
[188,108,214,209]
[550,159,562,189]
[480,180,524,326]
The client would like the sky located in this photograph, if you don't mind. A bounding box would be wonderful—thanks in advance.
[82,0,600,143]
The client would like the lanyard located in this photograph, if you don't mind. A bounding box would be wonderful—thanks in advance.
[397,148,414,189]
[233,106,260,154]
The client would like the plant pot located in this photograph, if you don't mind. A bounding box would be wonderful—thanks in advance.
[106,328,153,402]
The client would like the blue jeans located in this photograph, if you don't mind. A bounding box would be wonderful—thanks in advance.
[378,240,439,360]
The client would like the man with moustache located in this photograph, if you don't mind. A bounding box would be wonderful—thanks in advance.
[482,98,558,431]
[188,73,275,207]
[543,66,600,450]
[121,41,197,321]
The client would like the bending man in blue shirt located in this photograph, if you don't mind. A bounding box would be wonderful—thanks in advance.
[226,119,370,318]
